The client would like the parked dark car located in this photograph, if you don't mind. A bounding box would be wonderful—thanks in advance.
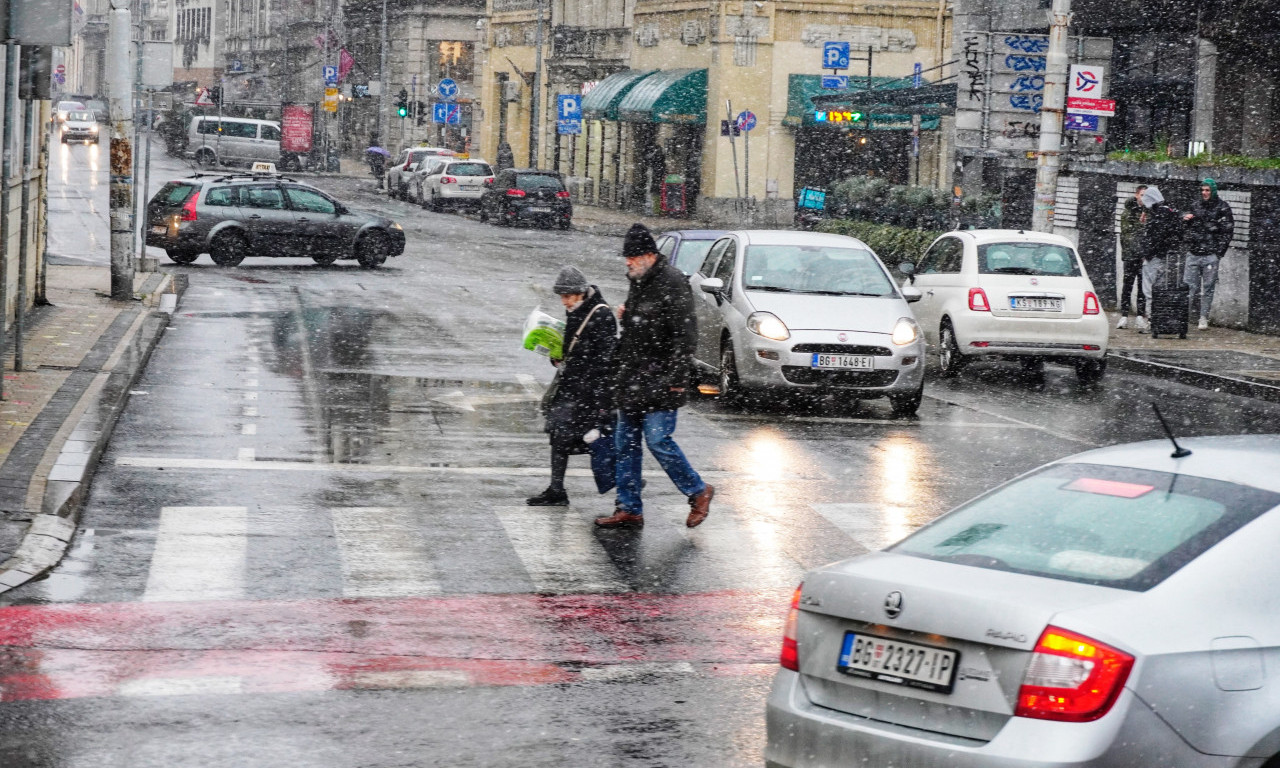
[654,230,728,275]
[145,173,405,268]
[478,168,572,229]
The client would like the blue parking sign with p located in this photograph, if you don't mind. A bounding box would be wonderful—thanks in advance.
[823,41,850,70]
[558,95,582,120]
[322,65,338,85]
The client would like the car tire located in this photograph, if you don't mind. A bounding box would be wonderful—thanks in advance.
[889,386,924,417]
[195,149,217,169]
[209,232,247,267]
[165,249,198,265]
[418,187,429,209]
[719,341,741,405]
[937,321,967,378]
[1020,357,1045,375]
[557,217,571,231]
[312,252,340,267]
[478,205,489,223]
[1075,358,1107,385]
[431,195,444,213]
[356,232,389,269]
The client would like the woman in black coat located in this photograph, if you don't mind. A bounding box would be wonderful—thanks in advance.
[527,266,619,506]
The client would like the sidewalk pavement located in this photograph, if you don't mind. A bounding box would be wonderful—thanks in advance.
[1107,312,1280,402]
[571,203,710,238]
[0,264,174,593]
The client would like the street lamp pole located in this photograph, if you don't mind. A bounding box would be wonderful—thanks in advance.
[1032,0,1070,233]
[528,0,544,168]
[379,0,389,151]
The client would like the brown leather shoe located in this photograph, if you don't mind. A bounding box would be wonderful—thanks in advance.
[686,484,715,528]
[594,509,644,529]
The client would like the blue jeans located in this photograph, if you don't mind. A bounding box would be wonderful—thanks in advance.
[1183,253,1220,319]
[588,437,616,494]
[614,410,706,515]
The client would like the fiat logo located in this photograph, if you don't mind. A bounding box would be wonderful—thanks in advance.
[837,332,848,342]
[884,591,904,619]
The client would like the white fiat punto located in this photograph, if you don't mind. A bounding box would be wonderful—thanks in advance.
[902,230,1110,384]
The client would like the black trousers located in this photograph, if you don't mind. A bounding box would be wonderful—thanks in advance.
[1119,259,1145,316]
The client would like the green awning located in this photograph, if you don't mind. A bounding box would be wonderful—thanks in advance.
[618,68,708,124]
[784,74,941,131]
[581,70,656,121]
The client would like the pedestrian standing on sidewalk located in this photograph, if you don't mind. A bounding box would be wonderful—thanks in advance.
[595,224,715,530]
[1181,178,1235,330]
[527,266,619,507]
[1117,185,1147,330]
[1137,185,1184,334]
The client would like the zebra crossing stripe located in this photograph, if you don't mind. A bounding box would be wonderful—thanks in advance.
[143,507,249,602]
[492,506,628,594]
[330,507,443,597]
[808,503,915,552]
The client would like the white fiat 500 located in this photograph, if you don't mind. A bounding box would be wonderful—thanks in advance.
[689,230,926,416]
[902,230,1110,384]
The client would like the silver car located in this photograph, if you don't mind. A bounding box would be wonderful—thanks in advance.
[690,230,925,415]
[767,435,1280,768]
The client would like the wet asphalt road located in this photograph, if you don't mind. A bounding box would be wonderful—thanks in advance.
[4,159,1280,766]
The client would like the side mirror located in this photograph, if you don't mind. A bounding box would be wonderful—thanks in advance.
[898,262,915,276]
[900,285,923,303]
[699,278,725,295]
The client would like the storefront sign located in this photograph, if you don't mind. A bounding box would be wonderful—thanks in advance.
[323,88,339,113]
[281,104,314,153]
[814,110,864,123]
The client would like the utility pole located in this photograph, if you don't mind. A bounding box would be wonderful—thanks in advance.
[0,39,13,399]
[528,0,544,168]
[109,0,136,300]
[1032,0,1070,233]
[378,0,389,150]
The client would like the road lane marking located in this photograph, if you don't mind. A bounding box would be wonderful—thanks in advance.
[243,392,258,401]
[809,503,915,552]
[142,506,248,602]
[330,507,443,597]
[241,423,257,435]
[115,456,740,478]
[118,676,244,697]
[243,406,258,417]
[237,448,255,461]
[492,506,628,593]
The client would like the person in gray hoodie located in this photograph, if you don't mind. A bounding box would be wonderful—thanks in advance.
[1137,185,1184,333]
[1181,178,1234,330]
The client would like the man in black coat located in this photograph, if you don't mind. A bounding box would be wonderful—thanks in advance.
[595,224,715,529]
[1137,185,1183,334]
[1181,177,1234,330]
[528,266,618,506]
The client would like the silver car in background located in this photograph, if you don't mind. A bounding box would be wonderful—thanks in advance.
[767,435,1280,768]
[690,230,925,416]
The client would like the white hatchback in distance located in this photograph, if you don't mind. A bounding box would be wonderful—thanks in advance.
[903,230,1109,384]
[414,158,493,212]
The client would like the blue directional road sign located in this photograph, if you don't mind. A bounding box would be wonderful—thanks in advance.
[913,62,922,88]
[437,78,458,100]
[823,41,850,70]
[736,110,757,132]
[433,102,461,124]
[1064,113,1100,131]
[557,95,582,135]
[322,65,338,85]
[820,75,848,90]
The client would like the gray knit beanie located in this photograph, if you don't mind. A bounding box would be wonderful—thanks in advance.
[552,265,589,295]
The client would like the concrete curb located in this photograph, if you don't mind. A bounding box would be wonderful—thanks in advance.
[0,273,181,592]
[1107,350,1280,404]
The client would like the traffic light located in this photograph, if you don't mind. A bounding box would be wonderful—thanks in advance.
[415,101,427,126]
[396,88,409,118]
[210,85,223,106]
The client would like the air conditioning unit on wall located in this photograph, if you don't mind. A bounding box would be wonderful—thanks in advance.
[502,79,521,102]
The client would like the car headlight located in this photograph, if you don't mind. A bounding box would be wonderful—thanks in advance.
[891,317,919,346]
[747,311,790,341]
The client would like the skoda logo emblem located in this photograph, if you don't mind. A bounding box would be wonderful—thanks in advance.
[884,591,904,619]
[838,332,848,342]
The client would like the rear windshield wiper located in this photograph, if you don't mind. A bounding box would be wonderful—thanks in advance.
[987,267,1039,275]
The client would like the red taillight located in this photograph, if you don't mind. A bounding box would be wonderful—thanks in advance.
[555,190,571,199]
[441,176,457,184]
[180,195,198,222]
[506,189,526,197]
[1015,626,1133,722]
[968,287,991,312]
[970,341,990,347]
[1083,291,1101,315]
[780,584,802,671]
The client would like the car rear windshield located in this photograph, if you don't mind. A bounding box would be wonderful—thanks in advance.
[891,462,1280,591]
[448,162,492,177]
[742,245,895,297]
[516,174,564,191]
[152,182,199,207]
[979,242,1082,277]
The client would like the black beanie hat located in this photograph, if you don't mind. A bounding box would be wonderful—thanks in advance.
[623,223,657,258]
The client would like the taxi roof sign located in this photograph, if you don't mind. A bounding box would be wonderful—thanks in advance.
[250,162,278,174]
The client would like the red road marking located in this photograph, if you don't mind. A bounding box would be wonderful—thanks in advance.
[0,590,788,702]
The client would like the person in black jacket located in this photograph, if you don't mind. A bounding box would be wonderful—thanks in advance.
[527,266,619,506]
[1137,185,1184,334]
[1181,177,1234,330]
[595,224,715,529]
